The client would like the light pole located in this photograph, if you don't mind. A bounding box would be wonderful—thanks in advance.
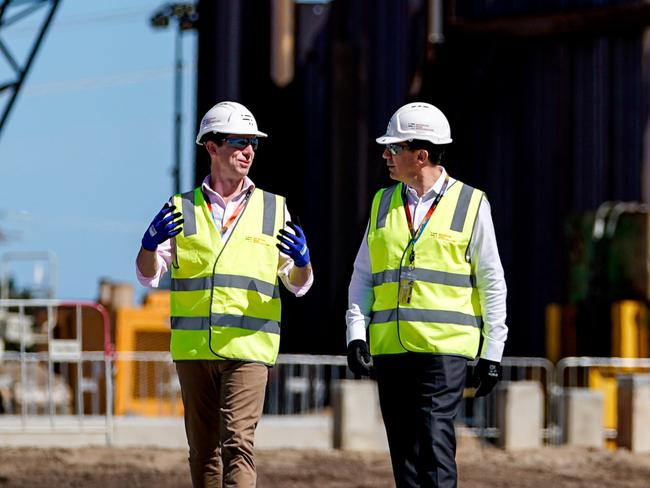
[150,3,198,194]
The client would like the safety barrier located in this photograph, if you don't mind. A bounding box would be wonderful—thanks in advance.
[112,352,355,416]
[110,352,556,438]
[460,357,556,442]
[113,351,182,416]
[555,357,650,444]
[265,354,352,414]
[3,301,641,450]
[0,299,113,444]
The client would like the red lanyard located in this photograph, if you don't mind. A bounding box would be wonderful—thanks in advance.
[206,188,252,237]
[402,176,449,263]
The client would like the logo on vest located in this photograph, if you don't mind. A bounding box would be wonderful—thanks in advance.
[429,231,455,242]
[245,235,272,247]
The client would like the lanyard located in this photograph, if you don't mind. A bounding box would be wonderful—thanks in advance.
[206,188,253,237]
[402,176,449,264]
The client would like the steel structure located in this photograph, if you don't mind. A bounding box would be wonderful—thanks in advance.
[150,3,198,194]
[0,0,60,142]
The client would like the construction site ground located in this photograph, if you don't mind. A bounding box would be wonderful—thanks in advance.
[0,442,649,487]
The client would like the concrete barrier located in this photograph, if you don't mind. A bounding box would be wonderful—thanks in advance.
[497,381,543,450]
[561,388,604,448]
[331,379,389,452]
[617,374,650,453]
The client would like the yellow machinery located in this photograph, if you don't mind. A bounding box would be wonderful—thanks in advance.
[611,300,649,358]
[551,204,650,447]
[545,303,576,364]
[589,301,649,448]
[547,300,649,449]
[114,291,183,416]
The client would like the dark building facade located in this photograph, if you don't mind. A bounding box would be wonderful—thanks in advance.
[195,0,648,356]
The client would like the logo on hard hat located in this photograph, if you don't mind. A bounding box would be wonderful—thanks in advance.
[407,122,433,132]
[241,114,255,126]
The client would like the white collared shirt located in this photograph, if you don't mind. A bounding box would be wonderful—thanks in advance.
[345,167,508,361]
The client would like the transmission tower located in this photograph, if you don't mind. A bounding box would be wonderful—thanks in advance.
[0,0,61,142]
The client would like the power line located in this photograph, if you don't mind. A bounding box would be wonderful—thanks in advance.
[21,61,197,97]
[0,208,144,233]
[6,6,152,36]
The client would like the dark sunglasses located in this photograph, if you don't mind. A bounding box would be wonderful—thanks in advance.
[225,137,259,150]
[386,143,409,156]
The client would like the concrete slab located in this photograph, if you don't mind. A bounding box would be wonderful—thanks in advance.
[256,414,332,450]
[617,374,650,453]
[0,413,332,449]
[332,379,389,452]
[561,388,605,448]
[497,381,544,450]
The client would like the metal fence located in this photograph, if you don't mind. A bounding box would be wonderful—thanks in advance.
[265,354,353,415]
[0,299,113,443]
[461,357,556,442]
[109,352,557,429]
[5,297,648,448]
[111,352,354,416]
[555,357,650,443]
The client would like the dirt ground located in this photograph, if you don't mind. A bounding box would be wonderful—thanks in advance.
[0,443,650,487]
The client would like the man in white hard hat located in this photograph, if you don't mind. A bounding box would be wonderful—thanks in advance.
[136,101,314,487]
[345,102,507,487]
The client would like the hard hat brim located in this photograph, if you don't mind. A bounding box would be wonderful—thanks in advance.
[195,129,268,145]
[375,135,453,145]
[376,135,409,144]
[226,129,268,138]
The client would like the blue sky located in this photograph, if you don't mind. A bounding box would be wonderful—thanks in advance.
[0,1,197,301]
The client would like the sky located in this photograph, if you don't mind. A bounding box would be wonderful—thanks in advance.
[0,1,198,302]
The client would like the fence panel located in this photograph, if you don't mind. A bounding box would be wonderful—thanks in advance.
[555,357,650,444]
[0,299,113,444]
[459,357,556,442]
[0,302,563,449]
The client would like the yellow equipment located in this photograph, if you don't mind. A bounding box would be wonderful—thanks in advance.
[114,291,182,416]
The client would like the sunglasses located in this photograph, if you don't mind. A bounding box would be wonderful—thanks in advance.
[224,137,259,151]
[386,143,409,156]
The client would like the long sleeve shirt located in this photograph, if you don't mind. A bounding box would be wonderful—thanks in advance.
[137,175,313,297]
[346,167,508,361]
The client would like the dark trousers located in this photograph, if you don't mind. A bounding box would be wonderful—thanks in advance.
[374,353,467,488]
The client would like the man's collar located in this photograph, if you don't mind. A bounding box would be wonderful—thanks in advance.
[201,176,255,201]
[404,166,447,200]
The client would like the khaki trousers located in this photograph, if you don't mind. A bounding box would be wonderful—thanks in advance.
[175,360,269,488]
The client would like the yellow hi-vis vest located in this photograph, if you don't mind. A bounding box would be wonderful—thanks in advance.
[368,180,484,358]
[170,187,285,365]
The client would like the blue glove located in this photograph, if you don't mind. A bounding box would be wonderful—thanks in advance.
[141,203,184,251]
[276,221,310,267]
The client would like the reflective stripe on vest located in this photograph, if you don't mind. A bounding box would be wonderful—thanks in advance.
[367,180,484,358]
[171,314,281,334]
[372,267,475,288]
[171,274,280,298]
[181,190,197,236]
[170,187,284,364]
[371,308,482,328]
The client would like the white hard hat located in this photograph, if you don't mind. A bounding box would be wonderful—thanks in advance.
[376,102,452,145]
[195,101,268,145]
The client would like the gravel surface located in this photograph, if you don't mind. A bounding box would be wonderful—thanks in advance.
[0,443,649,487]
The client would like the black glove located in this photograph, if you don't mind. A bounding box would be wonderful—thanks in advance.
[347,339,373,377]
[472,358,501,397]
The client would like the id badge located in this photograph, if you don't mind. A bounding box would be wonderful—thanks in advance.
[398,268,416,305]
